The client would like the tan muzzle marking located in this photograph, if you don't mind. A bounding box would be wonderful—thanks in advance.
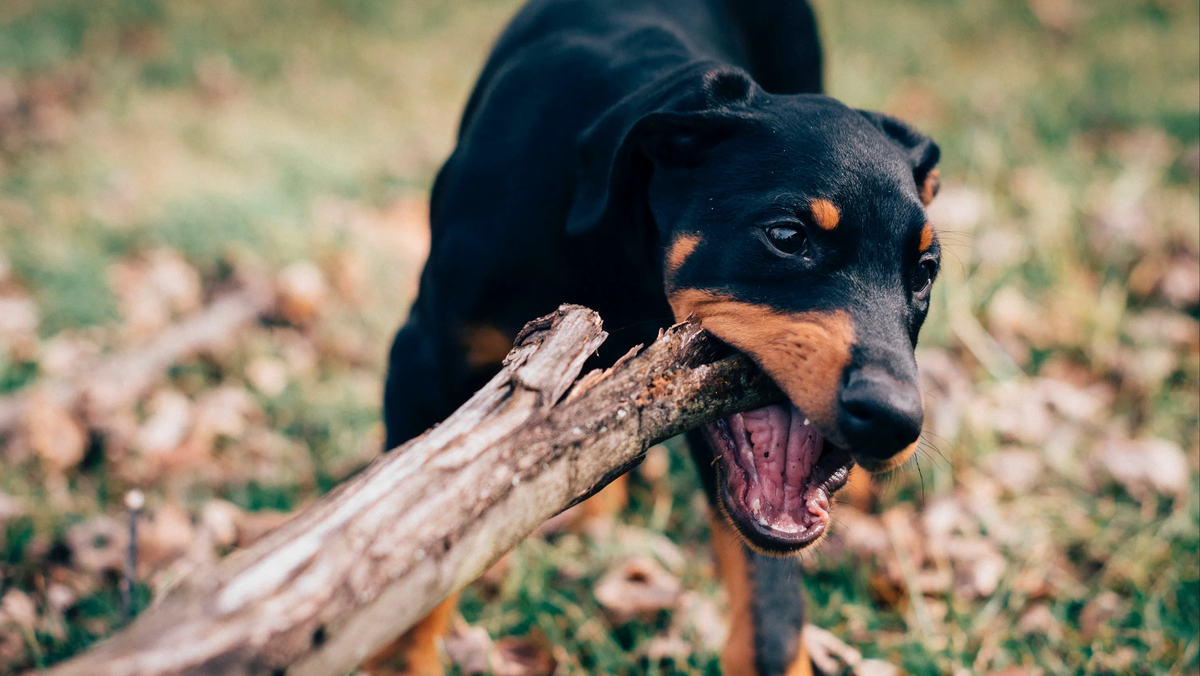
[669,289,854,431]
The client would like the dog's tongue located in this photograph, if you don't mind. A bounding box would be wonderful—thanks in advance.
[724,403,828,534]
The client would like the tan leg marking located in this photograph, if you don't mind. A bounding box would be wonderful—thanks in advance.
[784,627,815,676]
[711,515,758,676]
[461,324,513,368]
[669,290,854,431]
[362,593,458,676]
[809,199,840,231]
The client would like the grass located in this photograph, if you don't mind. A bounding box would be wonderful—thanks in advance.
[0,0,1197,674]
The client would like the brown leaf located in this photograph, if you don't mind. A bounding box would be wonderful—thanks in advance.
[138,502,196,571]
[1078,591,1124,640]
[276,261,328,324]
[643,633,690,663]
[245,356,289,397]
[199,500,243,549]
[444,617,492,675]
[65,515,127,575]
[492,634,556,676]
[1017,603,1062,641]
[594,556,682,624]
[0,589,37,631]
[20,391,88,473]
[1093,436,1189,501]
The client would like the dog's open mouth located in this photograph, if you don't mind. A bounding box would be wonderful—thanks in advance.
[702,402,854,553]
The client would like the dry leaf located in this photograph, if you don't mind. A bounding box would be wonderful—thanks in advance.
[199,499,242,549]
[949,537,1005,599]
[1078,591,1124,640]
[1093,436,1189,501]
[643,633,689,662]
[277,261,328,324]
[594,556,682,624]
[1017,603,1062,640]
[137,389,193,457]
[138,502,196,571]
[492,635,556,676]
[65,515,127,575]
[246,356,289,397]
[0,589,37,631]
[674,592,727,653]
[984,448,1044,494]
[20,391,88,473]
[444,617,492,675]
[804,624,863,674]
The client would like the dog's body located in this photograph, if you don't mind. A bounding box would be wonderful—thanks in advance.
[382,1,941,673]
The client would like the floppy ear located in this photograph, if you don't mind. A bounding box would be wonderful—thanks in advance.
[857,111,941,206]
[566,64,757,236]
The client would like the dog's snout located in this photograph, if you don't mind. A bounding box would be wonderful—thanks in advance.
[838,368,923,464]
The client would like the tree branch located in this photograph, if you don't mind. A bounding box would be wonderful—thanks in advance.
[39,304,782,676]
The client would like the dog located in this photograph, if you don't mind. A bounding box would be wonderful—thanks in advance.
[379,0,941,674]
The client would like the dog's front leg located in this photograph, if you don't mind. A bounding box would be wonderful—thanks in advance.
[711,516,815,676]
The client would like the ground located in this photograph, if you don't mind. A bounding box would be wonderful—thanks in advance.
[0,0,1196,674]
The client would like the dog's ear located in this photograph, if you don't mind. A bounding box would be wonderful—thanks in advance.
[566,64,756,235]
[857,111,941,206]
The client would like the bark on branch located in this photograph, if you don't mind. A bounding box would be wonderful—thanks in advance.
[40,304,783,676]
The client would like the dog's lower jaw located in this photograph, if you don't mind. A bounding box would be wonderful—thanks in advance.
[703,402,853,555]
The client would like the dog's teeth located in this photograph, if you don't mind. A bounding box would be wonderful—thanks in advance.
[802,418,810,426]
[751,498,761,511]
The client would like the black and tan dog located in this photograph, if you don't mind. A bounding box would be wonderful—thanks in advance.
[378,0,941,673]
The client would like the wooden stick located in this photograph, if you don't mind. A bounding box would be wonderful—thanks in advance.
[39,305,782,676]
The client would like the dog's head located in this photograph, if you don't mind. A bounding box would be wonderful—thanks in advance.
[568,65,941,554]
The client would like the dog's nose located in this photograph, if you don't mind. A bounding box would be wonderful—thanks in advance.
[838,367,923,463]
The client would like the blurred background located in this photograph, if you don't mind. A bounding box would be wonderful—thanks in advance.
[0,0,1196,674]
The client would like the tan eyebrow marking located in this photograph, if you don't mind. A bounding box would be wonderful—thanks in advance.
[664,233,701,280]
[809,198,840,230]
[919,222,935,253]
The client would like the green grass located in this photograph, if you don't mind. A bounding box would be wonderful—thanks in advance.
[0,0,1197,673]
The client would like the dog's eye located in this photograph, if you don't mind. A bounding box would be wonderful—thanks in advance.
[914,259,937,297]
[764,225,809,256]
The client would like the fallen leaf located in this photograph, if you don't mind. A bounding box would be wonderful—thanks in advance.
[0,589,36,631]
[1093,436,1189,501]
[674,592,727,652]
[984,448,1044,494]
[804,624,862,674]
[246,356,289,397]
[1017,603,1062,640]
[1078,591,1124,640]
[20,391,88,473]
[644,633,690,662]
[199,499,242,549]
[594,556,682,624]
[492,635,556,676]
[277,261,328,324]
[444,617,492,675]
[65,515,127,575]
[137,389,193,457]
